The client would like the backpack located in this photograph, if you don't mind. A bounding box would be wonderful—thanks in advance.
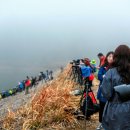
[80,66,91,78]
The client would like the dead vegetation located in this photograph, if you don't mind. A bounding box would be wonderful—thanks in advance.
[0,64,99,130]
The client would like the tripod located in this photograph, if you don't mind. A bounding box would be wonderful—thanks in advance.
[84,81,89,130]
[79,77,93,130]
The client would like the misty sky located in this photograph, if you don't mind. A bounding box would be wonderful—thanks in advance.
[0,0,130,90]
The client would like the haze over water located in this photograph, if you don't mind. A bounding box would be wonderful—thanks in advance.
[0,0,130,91]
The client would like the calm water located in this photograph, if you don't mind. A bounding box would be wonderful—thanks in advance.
[0,57,68,91]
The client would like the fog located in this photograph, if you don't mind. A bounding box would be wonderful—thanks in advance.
[0,0,130,91]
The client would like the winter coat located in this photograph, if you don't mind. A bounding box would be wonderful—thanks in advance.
[101,68,130,130]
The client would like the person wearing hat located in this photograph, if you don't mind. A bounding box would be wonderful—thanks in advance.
[9,89,13,95]
[90,59,97,72]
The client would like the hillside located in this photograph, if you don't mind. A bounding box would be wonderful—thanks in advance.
[0,64,99,130]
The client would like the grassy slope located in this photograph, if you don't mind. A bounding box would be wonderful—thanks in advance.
[0,64,99,130]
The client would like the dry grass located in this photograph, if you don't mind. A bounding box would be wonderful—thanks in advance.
[1,64,81,130]
[0,64,100,130]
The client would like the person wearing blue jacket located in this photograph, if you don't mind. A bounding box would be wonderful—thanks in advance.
[96,51,114,130]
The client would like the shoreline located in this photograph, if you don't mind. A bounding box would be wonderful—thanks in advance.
[0,69,61,118]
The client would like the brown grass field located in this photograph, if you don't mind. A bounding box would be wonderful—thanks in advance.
[0,64,99,130]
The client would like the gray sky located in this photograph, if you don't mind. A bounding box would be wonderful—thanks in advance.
[0,0,130,90]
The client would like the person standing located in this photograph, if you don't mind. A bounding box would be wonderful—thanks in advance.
[101,45,130,130]
[25,76,31,94]
[96,51,114,130]
[97,53,106,68]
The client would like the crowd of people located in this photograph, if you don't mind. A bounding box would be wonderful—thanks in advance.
[71,44,130,130]
[97,45,130,130]
[0,44,130,130]
[0,70,54,99]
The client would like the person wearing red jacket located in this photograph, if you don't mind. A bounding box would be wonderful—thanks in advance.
[25,76,31,94]
[97,53,106,68]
